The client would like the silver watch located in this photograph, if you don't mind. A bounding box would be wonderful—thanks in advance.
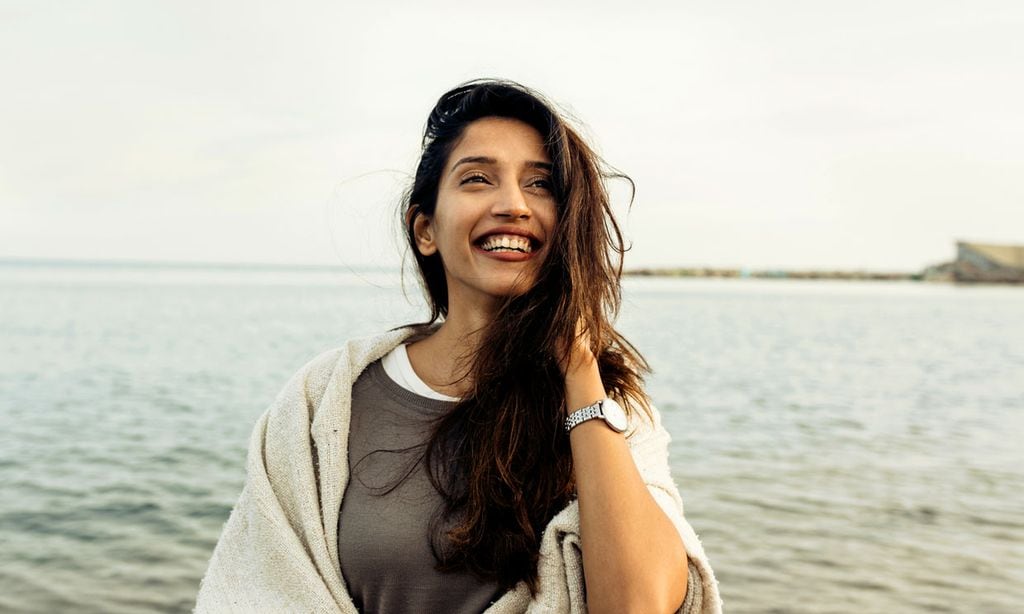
[565,398,628,433]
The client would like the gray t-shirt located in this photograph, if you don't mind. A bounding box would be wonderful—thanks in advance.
[338,359,505,613]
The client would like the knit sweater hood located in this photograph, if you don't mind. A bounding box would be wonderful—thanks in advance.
[195,326,722,613]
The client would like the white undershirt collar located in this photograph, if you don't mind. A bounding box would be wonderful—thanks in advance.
[381,343,462,402]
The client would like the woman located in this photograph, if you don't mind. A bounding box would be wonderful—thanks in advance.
[196,79,721,613]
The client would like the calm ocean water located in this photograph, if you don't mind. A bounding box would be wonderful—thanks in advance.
[1,262,1021,613]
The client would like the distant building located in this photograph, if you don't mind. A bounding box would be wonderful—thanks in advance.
[951,241,1024,283]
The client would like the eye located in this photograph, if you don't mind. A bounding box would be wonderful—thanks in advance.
[459,173,489,185]
[528,177,553,191]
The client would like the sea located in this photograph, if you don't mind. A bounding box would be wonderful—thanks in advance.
[0,261,1021,613]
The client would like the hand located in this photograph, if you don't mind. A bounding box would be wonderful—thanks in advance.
[557,317,597,377]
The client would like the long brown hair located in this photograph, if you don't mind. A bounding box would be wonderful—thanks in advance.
[396,79,652,594]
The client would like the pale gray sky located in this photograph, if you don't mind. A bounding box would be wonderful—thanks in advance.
[1,0,1022,271]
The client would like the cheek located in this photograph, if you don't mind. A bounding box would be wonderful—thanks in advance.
[541,203,559,233]
[432,217,473,252]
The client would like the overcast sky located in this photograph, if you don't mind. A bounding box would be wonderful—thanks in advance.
[1,1,1022,272]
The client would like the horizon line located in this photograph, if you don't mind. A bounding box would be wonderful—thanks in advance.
[0,255,923,275]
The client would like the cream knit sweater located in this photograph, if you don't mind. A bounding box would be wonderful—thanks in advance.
[195,326,722,613]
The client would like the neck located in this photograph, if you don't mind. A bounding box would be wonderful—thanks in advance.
[406,298,496,398]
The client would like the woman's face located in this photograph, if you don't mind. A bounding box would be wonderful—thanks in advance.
[413,116,557,310]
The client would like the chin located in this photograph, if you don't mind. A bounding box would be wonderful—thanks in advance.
[486,280,535,298]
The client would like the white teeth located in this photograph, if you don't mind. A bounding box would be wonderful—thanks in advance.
[480,234,532,253]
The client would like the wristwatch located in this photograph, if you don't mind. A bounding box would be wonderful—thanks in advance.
[565,398,628,433]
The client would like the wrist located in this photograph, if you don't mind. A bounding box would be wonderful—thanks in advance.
[563,357,605,416]
[565,397,628,433]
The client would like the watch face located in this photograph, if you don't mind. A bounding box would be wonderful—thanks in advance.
[601,399,628,432]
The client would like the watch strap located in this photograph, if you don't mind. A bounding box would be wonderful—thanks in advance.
[565,400,604,433]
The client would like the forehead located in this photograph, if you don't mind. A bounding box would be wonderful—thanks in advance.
[446,117,550,167]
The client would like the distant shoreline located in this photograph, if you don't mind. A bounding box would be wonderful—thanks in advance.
[624,267,921,281]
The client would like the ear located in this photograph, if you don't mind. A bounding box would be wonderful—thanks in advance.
[409,206,438,257]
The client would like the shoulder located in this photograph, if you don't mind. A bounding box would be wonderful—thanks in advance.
[271,347,345,411]
[265,326,419,423]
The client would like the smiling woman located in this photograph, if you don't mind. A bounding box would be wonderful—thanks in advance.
[195,79,722,614]
[410,116,558,312]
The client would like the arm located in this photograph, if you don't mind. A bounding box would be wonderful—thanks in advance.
[562,345,689,614]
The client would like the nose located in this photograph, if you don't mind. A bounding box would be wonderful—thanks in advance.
[492,183,531,219]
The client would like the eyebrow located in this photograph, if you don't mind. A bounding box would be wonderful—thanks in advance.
[448,156,553,175]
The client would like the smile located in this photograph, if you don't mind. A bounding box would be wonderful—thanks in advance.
[472,243,535,262]
[471,231,542,262]
[479,234,533,253]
